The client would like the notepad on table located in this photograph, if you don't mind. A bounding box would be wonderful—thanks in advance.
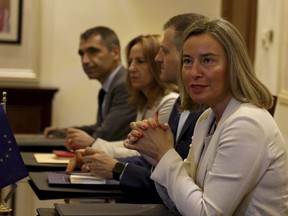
[34,153,70,164]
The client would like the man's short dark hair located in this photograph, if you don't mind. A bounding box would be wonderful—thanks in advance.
[80,26,120,51]
[163,13,205,50]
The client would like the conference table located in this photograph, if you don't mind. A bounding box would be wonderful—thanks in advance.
[17,133,162,214]
[21,152,68,172]
[28,172,124,201]
[36,203,177,216]
[15,133,66,152]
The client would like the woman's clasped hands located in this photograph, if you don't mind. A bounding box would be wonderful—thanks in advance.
[124,118,174,166]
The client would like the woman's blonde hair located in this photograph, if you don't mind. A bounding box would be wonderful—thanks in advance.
[125,34,177,110]
[178,18,273,112]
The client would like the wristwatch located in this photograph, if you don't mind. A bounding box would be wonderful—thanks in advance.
[112,162,126,181]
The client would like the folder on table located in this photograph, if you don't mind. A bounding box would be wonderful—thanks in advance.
[54,203,176,216]
[47,172,120,190]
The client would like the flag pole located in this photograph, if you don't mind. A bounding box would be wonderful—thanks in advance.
[1,92,6,113]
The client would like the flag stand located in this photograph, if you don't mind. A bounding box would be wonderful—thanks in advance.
[0,92,12,216]
[0,204,12,215]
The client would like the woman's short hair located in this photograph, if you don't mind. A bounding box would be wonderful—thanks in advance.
[178,18,273,112]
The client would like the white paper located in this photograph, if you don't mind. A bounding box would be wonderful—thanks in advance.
[70,173,106,184]
[34,153,70,164]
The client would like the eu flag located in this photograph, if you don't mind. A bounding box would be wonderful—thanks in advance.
[0,105,28,189]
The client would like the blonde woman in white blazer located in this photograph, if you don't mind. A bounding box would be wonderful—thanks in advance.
[124,18,288,215]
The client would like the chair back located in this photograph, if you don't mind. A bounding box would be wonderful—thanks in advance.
[268,95,278,116]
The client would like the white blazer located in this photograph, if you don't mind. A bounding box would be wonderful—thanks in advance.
[152,97,288,216]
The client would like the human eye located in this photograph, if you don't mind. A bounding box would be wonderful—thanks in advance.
[128,59,132,66]
[201,55,215,65]
[160,46,169,55]
[136,58,146,65]
[182,56,192,66]
[87,47,100,55]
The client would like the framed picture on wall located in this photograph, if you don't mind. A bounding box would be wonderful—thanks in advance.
[0,0,22,44]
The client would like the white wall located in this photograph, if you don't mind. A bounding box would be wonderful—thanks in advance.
[255,0,288,144]
[38,0,221,128]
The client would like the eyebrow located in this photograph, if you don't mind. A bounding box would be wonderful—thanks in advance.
[78,46,101,55]
[182,53,221,58]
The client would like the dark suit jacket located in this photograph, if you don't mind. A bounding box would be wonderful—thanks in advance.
[118,108,203,201]
[78,66,137,141]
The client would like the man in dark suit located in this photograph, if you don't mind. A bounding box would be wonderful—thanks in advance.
[44,26,137,149]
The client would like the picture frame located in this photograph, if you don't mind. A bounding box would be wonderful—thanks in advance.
[0,0,22,44]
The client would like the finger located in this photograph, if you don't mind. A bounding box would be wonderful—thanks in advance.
[66,128,77,136]
[130,129,143,138]
[130,121,148,130]
[123,139,138,150]
[159,122,170,130]
[82,154,94,164]
[65,139,72,150]
[84,147,97,155]
[146,118,159,128]
[81,163,91,172]
[65,157,77,173]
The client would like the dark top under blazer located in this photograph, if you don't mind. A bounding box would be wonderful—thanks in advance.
[78,66,137,141]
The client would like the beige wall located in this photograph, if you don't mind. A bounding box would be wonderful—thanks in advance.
[255,0,288,144]
[36,0,221,128]
[0,0,287,141]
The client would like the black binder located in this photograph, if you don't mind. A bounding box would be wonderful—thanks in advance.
[54,203,177,216]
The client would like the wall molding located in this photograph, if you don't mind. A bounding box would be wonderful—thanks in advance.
[278,90,288,105]
[0,68,38,86]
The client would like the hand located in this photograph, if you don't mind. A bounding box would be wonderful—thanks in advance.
[81,147,118,179]
[124,118,173,163]
[65,128,95,151]
[44,126,66,138]
[66,149,85,173]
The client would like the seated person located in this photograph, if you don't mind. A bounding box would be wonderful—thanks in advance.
[124,18,288,215]
[44,26,137,143]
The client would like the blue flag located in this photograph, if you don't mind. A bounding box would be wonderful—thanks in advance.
[0,105,28,189]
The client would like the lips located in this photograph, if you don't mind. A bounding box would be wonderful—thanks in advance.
[190,84,207,93]
[130,75,139,80]
[191,84,207,88]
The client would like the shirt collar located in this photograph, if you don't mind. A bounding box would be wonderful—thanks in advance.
[102,65,122,92]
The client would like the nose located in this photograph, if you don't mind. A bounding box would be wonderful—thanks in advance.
[190,60,202,79]
[128,61,137,72]
[155,50,163,63]
[81,53,90,65]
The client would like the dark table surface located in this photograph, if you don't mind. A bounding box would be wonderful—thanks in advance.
[36,208,58,216]
[28,172,163,204]
[37,203,177,216]
[28,172,124,201]
[15,134,66,152]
